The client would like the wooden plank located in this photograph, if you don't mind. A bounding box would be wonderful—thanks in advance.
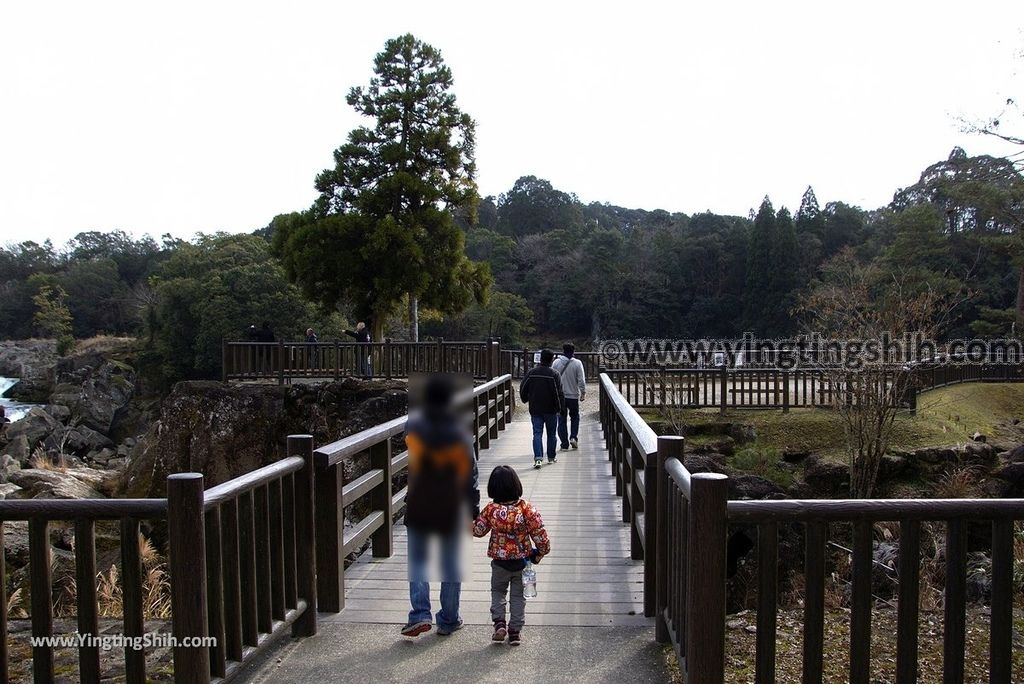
[943,519,966,684]
[802,521,826,684]
[74,519,100,684]
[850,520,873,684]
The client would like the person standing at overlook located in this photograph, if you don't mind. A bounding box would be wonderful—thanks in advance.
[343,321,373,377]
[552,343,586,450]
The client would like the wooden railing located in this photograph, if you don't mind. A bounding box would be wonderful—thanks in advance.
[223,339,501,383]
[599,371,1024,684]
[0,374,515,683]
[604,362,1024,412]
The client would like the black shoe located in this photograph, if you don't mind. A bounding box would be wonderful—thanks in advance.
[534,459,543,469]
[560,443,569,451]
[548,456,557,464]
[437,619,463,636]
[570,438,579,449]
[508,630,521,646]
[492,621,507,642]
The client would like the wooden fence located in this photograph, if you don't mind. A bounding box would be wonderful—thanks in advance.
[598,372,1024,684]
[603,362,1024,412]
[0,374,515,683]
[222,339,500,383]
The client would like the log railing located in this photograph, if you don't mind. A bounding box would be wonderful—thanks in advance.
[599,371,1024,684]
[222,339,501,383]
[1,374,514,683]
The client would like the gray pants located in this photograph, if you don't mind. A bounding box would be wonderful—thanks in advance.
[490,562,525,630]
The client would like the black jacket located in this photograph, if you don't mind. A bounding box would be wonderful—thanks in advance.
[403,410,480,534]
[519,365,564,415]
[343,328,372,344]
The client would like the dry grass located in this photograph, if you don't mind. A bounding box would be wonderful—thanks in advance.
[29,447,68,472]
[72,335,136,356]
[54,532,172,620]
[932,465,983,499]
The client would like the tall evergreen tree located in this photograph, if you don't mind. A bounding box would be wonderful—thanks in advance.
[769,207,800,334]
[277,34,490,341]
[743,197,777,332]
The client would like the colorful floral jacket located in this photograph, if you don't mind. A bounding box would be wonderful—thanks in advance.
[472,499,551,561]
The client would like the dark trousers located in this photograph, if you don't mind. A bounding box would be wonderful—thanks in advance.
[558,398,580,446]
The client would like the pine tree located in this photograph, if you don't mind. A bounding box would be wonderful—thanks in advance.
[769,207,800,335]
[743,197,777,332]
[277,34,490,341]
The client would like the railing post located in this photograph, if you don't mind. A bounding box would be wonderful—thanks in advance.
[290,434,318,636]
[655,436,684,642]
[167,473,211,684]
[782,369,790,413]
[437,337,445,373]
[314,454,343,612]
[687,472,728,684]
[278,340,285,385]
[370,440,393,557]
[221,338,227,383]
[720,364,728,414]
[385,338,393,379]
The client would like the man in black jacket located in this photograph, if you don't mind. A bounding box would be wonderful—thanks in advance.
[401,374,479,638]
[343,321,372,377]
[519,349,564,468]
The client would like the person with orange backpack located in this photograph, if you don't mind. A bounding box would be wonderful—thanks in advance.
[400,374,480,638]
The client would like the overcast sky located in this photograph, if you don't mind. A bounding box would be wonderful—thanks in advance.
[1,1,1021,245]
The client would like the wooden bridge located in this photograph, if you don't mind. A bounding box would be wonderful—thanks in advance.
[2,369,1023,683]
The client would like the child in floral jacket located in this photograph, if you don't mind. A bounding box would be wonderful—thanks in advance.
[472,465,551,645]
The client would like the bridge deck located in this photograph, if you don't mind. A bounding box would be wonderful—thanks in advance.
[242,411,667,683]
[329,410,648,627]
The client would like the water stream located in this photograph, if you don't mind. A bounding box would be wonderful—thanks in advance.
[0,377,36,423]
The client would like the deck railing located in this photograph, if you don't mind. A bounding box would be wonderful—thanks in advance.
[222,339,501,382]
[603,362,1024,412]
[599,371,1024,684]
[0,374,514,683]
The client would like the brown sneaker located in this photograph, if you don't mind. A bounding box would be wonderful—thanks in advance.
[508,629,521,646]
[492,620,507,642]
[400,620,432,638]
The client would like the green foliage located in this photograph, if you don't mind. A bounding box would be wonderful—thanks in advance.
[732,447,793,487]
[31,283,74,354]
[290,33,490,337]
[422,290,534,345]
[147,234,320,383]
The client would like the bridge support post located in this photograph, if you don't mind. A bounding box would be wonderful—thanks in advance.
[290,435,318,636]
[687,472,728,684]
[314,453,343,612]
[654,436,684,641]
[167,473,211,684]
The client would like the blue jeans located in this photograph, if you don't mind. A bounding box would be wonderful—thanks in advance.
[531,413,558,461]
[558,398,580,447]
[407,526,461,627]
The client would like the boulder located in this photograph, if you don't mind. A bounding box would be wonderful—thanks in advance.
[991,463,1024,497]
[50,355,136,435]
[682,453,728,475]
[42,404,71,424]
[0,454,21,484]
[0,482,23,499]
[0,340,58,402]
[729,475,786,500]
[879,454,914,481]
[1005,445,1024,463]
[803,455,850,497]
[971,432,987,443]
[782,449,811,463]
[2,434,30,463]
[3,521,30,564]
[961,441,997,466]
[8,468,105,499]
[42,424,114,456]
[727,424,757,444]
[3,407,59,459]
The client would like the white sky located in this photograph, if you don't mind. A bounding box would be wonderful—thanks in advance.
[1,1,1021,245]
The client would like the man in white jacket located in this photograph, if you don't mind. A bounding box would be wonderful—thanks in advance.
[552,343,586,450]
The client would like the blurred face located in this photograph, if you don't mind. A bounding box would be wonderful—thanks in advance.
[306,328,314,336]
[356,322,365,331]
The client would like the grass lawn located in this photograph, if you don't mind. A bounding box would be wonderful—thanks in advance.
[644,383,1024,460]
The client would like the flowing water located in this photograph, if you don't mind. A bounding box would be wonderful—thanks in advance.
[0,377,36,423]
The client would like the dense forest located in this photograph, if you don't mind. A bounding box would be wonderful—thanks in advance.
[1,146,1022,384]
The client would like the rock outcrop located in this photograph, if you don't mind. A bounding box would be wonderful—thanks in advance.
[125,378,409,498]
[0,340,58,402]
